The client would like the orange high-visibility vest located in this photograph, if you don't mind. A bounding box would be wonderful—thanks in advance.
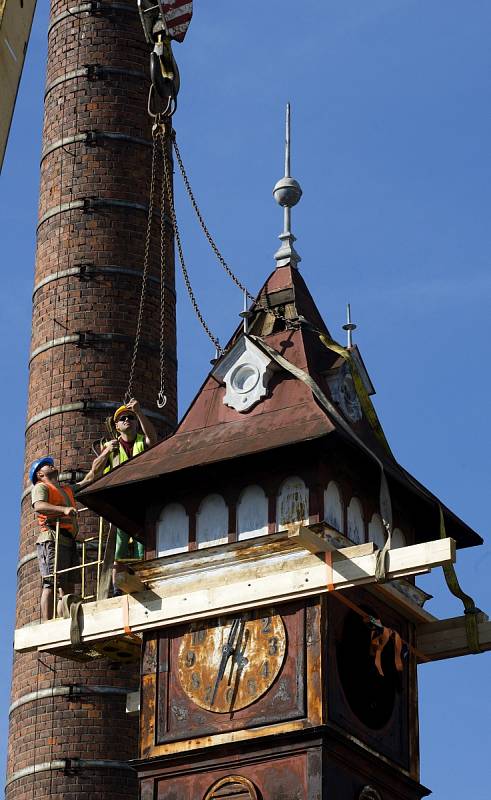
[35,482,78,538]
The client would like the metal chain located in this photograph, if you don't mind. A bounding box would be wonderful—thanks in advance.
[172,135,255,303]
[157,132,168,408]
[162,128,223,354]
[172,132,296,329]
[126,131,158,403]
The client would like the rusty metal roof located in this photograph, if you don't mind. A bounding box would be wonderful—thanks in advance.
[80,263,482,550]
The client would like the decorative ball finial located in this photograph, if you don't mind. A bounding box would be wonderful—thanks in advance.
[273,175,303,209]
[273,103,302,269]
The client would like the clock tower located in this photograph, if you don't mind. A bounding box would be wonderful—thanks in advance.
[75,252,482,799]
[14,108,487,800]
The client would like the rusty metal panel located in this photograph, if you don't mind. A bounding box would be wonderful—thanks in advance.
[306,601,323,726]
[155,601,308,744]
[326,587,412,769]
[140,636,158,759]
[155,749,309,800]
[140,777,155,800]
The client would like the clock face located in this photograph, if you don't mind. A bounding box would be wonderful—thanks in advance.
[177,609,287,713]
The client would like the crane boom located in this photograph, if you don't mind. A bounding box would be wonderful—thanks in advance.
[0,0,37,172]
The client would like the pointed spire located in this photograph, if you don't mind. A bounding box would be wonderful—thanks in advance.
[273,103,303,269]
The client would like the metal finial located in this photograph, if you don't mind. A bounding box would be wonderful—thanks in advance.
[239,289,253,333]
[342,304,357,348]
[273,103,302,269]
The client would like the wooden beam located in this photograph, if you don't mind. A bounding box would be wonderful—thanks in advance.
[115,570,146,594]
[416,613,491,662]
[294,527,375,557]
[367,582,436,624]
[14,534,455,655]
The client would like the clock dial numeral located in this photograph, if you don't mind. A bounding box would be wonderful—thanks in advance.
[261,617,272,634]
[178,609,287,713]
[185,651,195,667]
[191,672,200,689]
[192,629,206,645]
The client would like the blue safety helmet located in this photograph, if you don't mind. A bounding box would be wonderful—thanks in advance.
[29,456,55,485]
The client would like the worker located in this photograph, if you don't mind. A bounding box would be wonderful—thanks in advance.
[92,398,157,589]
[31,456,94,621]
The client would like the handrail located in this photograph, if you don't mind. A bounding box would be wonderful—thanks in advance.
[51,513,108,619]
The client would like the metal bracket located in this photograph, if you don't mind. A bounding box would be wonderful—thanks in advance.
[84,63,102,81]
[76,331,90,348]
[84,130,99,146]
[83,196,97,212]
[77,262,97,280]
[64,757,81,776]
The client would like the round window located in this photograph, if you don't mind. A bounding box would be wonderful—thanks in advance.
[336,608,400,729]
[231,363,260,394]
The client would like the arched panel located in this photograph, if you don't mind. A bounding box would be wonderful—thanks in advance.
[324,481,344,532]
[391,527,407,549]
[347,497,365,544]
[204,776,258,800]
[196,493,229,549]
[368,513,385,550]
[276,476,309,529]
[237,485,268,541]
[156,503,189,557]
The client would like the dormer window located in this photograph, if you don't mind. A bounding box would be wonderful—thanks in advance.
[212,335,275,413]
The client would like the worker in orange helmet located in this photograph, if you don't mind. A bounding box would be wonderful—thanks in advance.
[92,398,157,591]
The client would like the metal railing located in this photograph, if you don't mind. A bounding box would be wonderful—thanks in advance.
[50,512,107,619]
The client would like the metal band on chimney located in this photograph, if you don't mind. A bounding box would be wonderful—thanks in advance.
[48,2,137,37]
[37,197,170,229]
[25,401,175,432]
[44,66,146,99]
[9,684,135,714]
[41,131,151,161]
[16,550,37,569]
[33,266,175,299]
[6,759,135,786]
[29,333,176,365]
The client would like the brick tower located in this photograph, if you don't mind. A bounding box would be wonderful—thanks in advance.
[6,1,177,798]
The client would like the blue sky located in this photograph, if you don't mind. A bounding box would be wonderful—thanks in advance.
[1,1,490,795]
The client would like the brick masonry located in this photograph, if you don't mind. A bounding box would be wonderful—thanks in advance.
[7,1,177,797]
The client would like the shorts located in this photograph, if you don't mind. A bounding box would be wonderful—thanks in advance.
[114,529,144,561]
[37,536,79,590]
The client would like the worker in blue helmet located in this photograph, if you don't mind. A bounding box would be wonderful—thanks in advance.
[30,456,95,621]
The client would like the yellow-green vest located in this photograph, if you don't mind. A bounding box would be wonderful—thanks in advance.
[104,433,146,472]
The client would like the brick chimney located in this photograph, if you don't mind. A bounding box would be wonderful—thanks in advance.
[6,1,176,797]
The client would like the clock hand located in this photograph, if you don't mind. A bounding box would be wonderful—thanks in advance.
[227,627,250,712]
[210,617,241,707]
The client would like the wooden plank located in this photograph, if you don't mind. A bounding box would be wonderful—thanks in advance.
[14,536,455,654]
[115,571,146,594]
[295,526,375,558]
[367,582,437,624]
[416,613,491,662]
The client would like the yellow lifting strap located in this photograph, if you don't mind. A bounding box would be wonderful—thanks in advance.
[438,505,481,653]
[253,336,394,582]
[318,335,482,649]
[318,333,393,456]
